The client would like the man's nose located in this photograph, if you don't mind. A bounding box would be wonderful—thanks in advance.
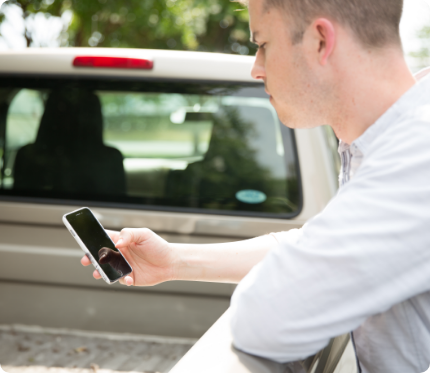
[251,52,266,81]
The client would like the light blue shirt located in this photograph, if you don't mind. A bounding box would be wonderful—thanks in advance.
[231,73,430,373]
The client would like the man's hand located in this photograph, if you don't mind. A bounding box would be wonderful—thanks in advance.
[80,228,177,287]
[81,228,278,285]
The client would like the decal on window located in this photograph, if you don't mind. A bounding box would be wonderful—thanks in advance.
[236,190,267,204]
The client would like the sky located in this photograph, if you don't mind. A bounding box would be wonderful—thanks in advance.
[0,0,430,71]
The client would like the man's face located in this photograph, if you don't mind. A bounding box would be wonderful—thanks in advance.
[249,0,329,128]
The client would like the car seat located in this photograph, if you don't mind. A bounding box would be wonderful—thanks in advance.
[13,89,126,196]
[165,106,270,209]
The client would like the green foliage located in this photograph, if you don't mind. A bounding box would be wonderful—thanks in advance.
[167,106,299,214]
[410,26,430,70]
[2,0,256,54]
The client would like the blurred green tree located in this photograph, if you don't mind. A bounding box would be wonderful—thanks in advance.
[409,26,430,71]
[0,0,256,54]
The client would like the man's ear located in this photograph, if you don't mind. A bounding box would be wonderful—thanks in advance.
[311,18,336,66]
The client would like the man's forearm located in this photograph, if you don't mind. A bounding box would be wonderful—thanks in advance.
[171,235,279,284]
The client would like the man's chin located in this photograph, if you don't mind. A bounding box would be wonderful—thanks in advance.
[277,114,313,129]
[273,108,298,129]
[272,105,323,129]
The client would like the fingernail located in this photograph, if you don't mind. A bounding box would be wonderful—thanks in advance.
[116,238,123,247]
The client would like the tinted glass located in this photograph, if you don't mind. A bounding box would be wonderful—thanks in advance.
[0,77,301,218]
[66,208,132,282]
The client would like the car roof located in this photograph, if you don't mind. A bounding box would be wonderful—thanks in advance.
[0,48,257,82]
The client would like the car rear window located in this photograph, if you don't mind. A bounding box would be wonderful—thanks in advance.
[0,76,301,218]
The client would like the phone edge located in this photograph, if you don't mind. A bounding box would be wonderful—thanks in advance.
[84,208,134,283]
[62,207,112,285]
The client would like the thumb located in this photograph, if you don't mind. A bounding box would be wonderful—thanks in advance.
[116,228,133,248]
[116,228,143,248]
[116,228,153,248]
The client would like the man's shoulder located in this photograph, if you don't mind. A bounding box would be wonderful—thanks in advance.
[355,99,430,179]
[392,72,430,129]
[372,101,430,151]
[394,103,430,140]
[406,101,430,124]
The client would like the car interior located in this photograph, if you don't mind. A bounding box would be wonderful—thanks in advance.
[0,80,301,217]
[13,89,126,196]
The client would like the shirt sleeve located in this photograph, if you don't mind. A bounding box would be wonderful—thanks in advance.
[230,115,430,363]
[270,228,304,246]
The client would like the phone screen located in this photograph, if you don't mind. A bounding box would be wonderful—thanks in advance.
[66,208,132,282]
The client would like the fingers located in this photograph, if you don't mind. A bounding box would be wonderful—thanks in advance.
[81,255,91,266]
[119,275,134,287]
[80,255,103,280]
[125,276,134,286]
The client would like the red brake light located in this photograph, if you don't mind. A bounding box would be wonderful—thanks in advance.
[73,56,153,70]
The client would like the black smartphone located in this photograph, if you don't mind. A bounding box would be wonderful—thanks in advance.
[63,207,132,284]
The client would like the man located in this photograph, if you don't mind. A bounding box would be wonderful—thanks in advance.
[82,0,430,372]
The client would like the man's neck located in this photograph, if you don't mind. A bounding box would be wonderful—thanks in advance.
[332,49,416,144]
